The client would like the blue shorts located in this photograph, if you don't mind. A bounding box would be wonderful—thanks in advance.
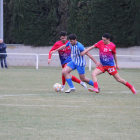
[67,61,85,75]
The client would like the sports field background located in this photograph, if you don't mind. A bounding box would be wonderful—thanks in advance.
[0,67,140,140]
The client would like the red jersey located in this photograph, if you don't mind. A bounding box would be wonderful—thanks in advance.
[48,40,72,65]
[94,40,116,66]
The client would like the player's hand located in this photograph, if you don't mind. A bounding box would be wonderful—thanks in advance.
[95,61,102,67]
[116,65,121,70]
[48,59,51,64]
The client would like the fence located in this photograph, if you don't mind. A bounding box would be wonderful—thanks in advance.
[0,53,140,70]
[0,53,38,69]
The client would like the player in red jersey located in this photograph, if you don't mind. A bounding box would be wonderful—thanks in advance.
[81,33,137,94]
[48,31,87,91]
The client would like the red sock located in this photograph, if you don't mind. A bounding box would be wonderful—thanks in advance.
[71,75,81,84]
[125,82,132,89]
[62,75,66,85]
[94,82,98,89]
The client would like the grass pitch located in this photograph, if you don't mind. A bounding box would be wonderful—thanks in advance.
[0,67,140,140]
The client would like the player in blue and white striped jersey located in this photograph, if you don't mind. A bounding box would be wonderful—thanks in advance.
[51,34,102,93]
[66,41,86,67]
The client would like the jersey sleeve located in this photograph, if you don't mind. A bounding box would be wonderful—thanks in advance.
[48,43,58,59]
[78,44,85,52]
[112,45,116,54]
[94,40,102,48]
[66,41,70,47]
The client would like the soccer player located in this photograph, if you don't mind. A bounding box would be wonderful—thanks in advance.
[48,31,87,91]
[51,34,102,93]
[81,33,137,94]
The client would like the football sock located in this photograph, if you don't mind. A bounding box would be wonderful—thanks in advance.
[62,75,66,85]
[94,82,98,89]
[66,78,74,88]
[71,75,81,84]
[125,82,132,89]
[87,80,94,86]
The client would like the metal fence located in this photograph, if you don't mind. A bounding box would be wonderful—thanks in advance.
[0,53,140,70]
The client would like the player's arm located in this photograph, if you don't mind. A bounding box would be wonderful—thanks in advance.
[48,45,57,64]
[86,52,102,67]
[48,50,52,64]
[51,45,66,54]
[81,45,96,56]
[113,54,120,70]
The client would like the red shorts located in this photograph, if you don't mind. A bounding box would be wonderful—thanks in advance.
[62,63,68,68]
[97,66,118,75]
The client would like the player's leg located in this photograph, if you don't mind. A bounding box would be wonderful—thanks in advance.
[61,64,67,91]
[71,75,81,84]
[113,73,137,94]
[79,74,93,86]
[88,68,103,93]
[76,65,92,85]
[62,62,76,93]
[113,73,126,84]
[62,75,66,85]
[61,64,82,91]
[71,75,88,89]
[61,75,66,91]
[106,66,137,94]
[70,70,87,89]
[72,65,89,89]
[62,73,84,90]
[61,63,82,91]
[76,66,94,90]
[91,68,103,82]
[63,63,82,84]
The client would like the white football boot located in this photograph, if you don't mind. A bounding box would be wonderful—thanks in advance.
[65,87,76,93]
[80,81,87,89]
[61,85,65,91]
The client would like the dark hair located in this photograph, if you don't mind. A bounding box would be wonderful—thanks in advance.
[59,31,67,37]
[69,34,77,40]
[102,33,111,39]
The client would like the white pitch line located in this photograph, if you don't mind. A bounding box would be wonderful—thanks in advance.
[104,90,140,94]
[0,90,139,98]
[0,104,140,109]
[0,94,39,97]
[0,104,79,108]
[0,93,55,97]
[93,106,140,109]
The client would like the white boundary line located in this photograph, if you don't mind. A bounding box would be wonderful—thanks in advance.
[104,90,140,94]
[0,104,79,108]
[0,90,139,98]
[0,93,55,97]
[0,104,139,108]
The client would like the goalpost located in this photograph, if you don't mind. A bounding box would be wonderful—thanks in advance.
[0,0,3,40]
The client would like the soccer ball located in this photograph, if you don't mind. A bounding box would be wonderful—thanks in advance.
[53,83,62,92]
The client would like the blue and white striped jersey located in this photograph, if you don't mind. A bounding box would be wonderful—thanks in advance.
[66,41,86,66]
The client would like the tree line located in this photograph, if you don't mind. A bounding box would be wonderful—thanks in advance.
[4,0,140,47]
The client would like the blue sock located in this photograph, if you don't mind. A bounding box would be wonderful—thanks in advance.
[88,80,94,86]
[66,79,74,88]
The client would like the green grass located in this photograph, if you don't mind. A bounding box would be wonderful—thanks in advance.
[0,67,140,140]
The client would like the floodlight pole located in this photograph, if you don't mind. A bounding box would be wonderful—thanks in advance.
[0,0,3,41]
